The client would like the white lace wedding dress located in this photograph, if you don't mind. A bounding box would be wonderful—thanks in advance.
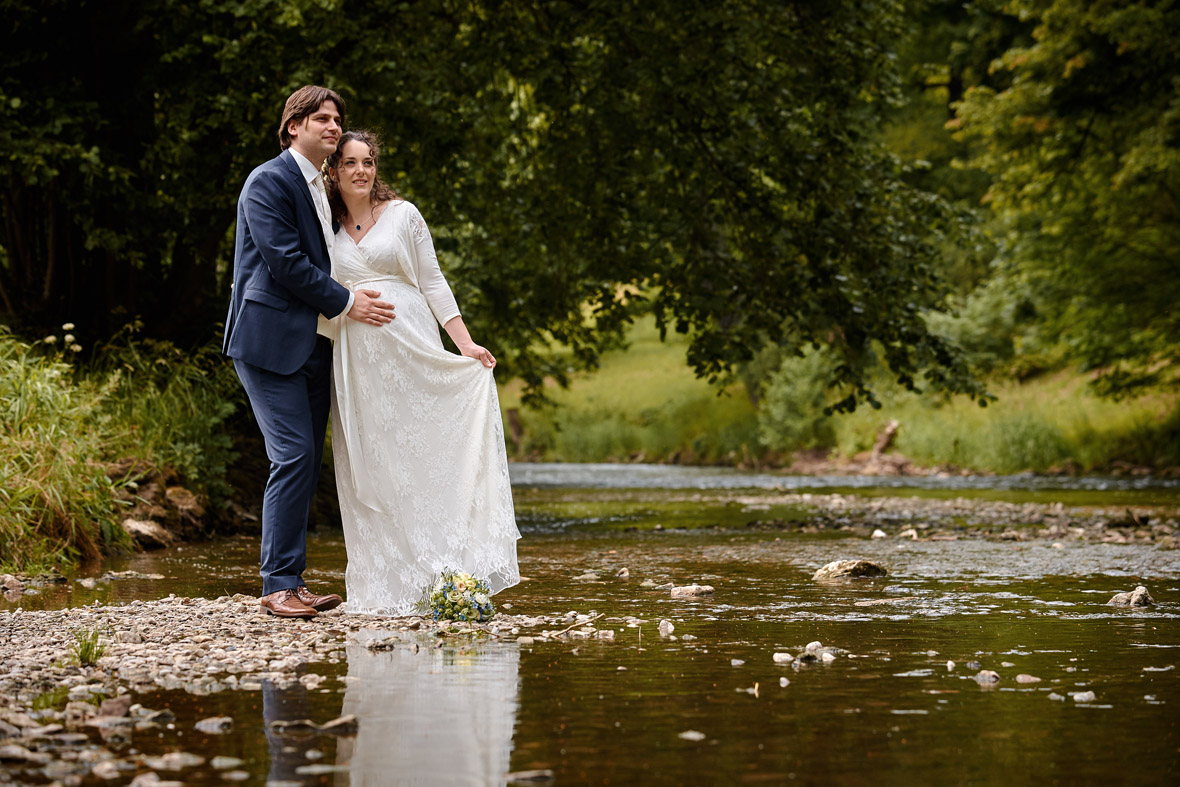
[324,199,520,615]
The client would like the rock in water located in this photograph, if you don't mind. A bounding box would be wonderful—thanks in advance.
[1015,674,1041,684]
[121,518,175,549]
[974,670,1001,685]
[658,620,675,636]
[871,529,887,539]
[772,652,794,664]
[812,560,888,581]
[1072,691,1097,703]
[319,714,359,735]
[670,584,715,598]
[1107,586,1155,607]
[194,716,233,734]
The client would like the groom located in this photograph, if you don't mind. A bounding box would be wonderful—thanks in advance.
[224,85,394,618]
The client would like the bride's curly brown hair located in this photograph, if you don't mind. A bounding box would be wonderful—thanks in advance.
[325,130,400,223]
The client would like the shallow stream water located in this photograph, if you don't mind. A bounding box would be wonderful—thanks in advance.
[4,466,1179,785]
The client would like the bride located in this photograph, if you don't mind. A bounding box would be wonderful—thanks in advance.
[321,130,520,615]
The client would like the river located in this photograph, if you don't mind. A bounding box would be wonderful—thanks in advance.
[2,464,1178,785]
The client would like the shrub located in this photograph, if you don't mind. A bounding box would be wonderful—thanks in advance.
[756,350,837,453]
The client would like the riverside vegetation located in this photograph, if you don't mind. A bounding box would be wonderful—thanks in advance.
[498,316,1180,474]
[0,325,239,574]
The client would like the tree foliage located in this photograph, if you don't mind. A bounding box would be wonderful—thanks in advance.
[1,0,985,407]
[954,0,1180,396]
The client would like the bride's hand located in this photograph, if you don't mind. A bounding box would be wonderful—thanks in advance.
[458,342,496,368]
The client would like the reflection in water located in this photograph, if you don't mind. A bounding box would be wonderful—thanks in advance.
[262,679,322,784]
[335,631,521,786]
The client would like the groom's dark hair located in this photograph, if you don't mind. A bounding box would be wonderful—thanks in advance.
[278,85,346,150]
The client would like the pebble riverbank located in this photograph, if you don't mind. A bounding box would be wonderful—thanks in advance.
[0,595,674,784]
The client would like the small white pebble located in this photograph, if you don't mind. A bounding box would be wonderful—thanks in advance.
[779,677,790,688]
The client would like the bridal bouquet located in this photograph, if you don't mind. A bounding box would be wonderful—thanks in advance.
[416,568,495,622]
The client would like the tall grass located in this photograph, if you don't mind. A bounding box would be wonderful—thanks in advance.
[0,325,240,573]
[0,327,121,570]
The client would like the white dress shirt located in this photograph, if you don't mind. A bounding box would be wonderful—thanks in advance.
[289,148,355,322]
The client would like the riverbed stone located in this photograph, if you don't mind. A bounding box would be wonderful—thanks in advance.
[0,575,24,593]
[194,716,233,734]
[1072,691,1097,703]
[120,518,174,549]
[773,652,794,664]
[670,584,714,598]
[812,560,887,580]
[1015,674,1041,684]
[974,670,1001,684]
[1107,586,1155,607]
[658,620,675,636]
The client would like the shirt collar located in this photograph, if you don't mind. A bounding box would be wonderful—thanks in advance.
[288,148,323,185]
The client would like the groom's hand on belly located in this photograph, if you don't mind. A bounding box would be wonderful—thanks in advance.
[348,288,395,326]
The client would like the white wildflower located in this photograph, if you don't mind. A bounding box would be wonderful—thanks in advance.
[61,322,75,331]
[43,335,57,344]
[63,333,75,343]
[69,343,82,353]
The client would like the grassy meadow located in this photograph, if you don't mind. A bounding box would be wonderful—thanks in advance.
[499,317,1180,474]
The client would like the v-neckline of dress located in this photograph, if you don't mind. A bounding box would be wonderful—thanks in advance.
[345,201,394,247]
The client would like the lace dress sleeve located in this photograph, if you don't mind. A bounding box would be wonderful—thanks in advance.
[405,204,461,326]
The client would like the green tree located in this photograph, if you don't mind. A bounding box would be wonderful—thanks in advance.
[1,0,986,408]
[954,0,1180,396]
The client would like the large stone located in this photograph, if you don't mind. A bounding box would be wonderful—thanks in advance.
[0,574,24,593]
[812,560,888,581]
[121,518,174,549]
[1107,586,1155,607]
[670,584,715,598]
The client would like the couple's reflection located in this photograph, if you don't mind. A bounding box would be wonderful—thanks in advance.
[264,630,521,786]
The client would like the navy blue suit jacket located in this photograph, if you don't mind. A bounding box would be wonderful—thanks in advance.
[223,150,350,375]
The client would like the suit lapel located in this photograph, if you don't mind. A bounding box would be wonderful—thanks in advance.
[280,150,322,221]
[279,150,330,260]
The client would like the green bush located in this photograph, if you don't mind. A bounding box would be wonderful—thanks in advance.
[91,325,240,505]
[756,350,837,453]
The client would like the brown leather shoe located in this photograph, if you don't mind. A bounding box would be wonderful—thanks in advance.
[296,585,343,612]
[260,589,317,618]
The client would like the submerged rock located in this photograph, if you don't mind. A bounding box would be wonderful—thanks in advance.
[658,620,675,636]
[812,560,887,581]
[974,670,1001,685]
[1015,674,1041,684]
[194,716,233,734]
[1107,586,1155,607]
[670,584,715,598]
[1072,691,1097,703]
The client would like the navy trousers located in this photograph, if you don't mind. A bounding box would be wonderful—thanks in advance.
[234,336,333,596]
